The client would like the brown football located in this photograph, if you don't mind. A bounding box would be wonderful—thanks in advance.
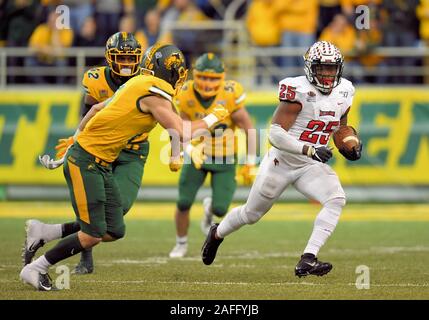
[333,125,360,151]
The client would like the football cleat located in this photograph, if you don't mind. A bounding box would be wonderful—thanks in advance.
[20,265,55,291]
[295,253,333,277]
[200,197,213,236]
[72,249,94,274]
[201,223,223,265]
[73,261,94,275]
[22,219,46,266]
[169,243,188,258]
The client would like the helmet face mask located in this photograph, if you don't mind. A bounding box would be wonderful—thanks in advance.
[105,32,143,77]
[193,72,224,98]
[303,41,344,94]
[175,65,188,93]
[193,53,225,99]
[312,63,340,92]
[141,43,188,94]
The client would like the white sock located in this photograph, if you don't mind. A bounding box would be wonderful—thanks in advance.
[204,198,213,215]
[304,198,345,256]
[42,223,62,242]
[176,236,187,245]
[30,255,52,274]
[217,206,247,238]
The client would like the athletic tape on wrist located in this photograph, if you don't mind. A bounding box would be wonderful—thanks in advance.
[202,114,219,128]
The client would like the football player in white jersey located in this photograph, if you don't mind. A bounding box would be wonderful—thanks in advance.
[201,41,362,277]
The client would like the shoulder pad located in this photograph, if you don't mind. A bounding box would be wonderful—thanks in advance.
[337,77,355,109]
[278,76,311,103]
[146,76,175,101]
[338,77,355,95]
[224,80,246,105]
[82,67,104,93]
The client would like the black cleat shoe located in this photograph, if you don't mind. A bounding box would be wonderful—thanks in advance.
[72,248,94,275]
[73,262,94,274]
[38,273,57,291]
[201,223,223,265]
[295,253,333,277]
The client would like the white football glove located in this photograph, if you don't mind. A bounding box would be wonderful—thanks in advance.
[38,154,64,170]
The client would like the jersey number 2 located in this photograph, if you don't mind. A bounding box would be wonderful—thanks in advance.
[299,120,339,145]
[88,68,100,79]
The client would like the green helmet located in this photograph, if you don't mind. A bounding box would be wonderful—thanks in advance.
[105,32,142,77]
[194,52,225,74]
[193,53,225,98]
[141,44,188,91]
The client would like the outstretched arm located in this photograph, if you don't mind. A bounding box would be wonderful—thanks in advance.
[139,95,228,141]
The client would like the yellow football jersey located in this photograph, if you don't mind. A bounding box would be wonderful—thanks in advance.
[77,75,175,162]
[82,66,148,144]
[175,80,246,157]
[82,66,117,102]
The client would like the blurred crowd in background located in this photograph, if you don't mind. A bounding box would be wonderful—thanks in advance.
[0,0,427,85]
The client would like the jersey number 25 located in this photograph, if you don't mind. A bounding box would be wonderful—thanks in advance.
[299,120,339,145]
[279,85,296,101]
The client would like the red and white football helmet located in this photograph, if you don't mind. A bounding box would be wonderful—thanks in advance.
[303,41,344,94]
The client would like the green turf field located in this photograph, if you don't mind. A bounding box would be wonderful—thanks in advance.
[1,202,428,299]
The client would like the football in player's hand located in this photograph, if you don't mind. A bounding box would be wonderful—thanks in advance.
[333,125,360,152]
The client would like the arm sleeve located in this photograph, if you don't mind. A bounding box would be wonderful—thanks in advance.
[268,124,306,155]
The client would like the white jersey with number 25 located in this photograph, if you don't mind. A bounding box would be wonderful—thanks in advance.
[275,75,355,167]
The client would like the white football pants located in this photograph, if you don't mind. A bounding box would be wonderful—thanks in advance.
[217,148,346,255]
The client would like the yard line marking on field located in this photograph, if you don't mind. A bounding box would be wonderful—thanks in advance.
[112,258,168,265]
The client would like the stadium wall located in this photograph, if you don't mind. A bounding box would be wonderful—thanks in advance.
[0,87,428,201]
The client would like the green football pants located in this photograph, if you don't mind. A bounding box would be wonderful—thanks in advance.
[63,142,125,239]
[177,162,237,217]
[113,141,149,215]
